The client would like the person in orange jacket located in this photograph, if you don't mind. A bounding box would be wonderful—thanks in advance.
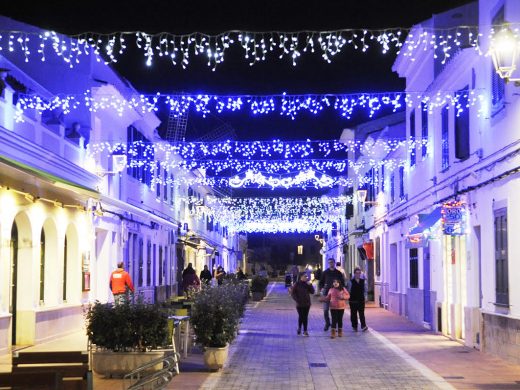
[110,261,135,304]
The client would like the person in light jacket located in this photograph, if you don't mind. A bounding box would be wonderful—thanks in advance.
[291,272,315,336]
[321,278,350,338]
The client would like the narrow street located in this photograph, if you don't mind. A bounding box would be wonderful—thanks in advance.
[169,282,520,390]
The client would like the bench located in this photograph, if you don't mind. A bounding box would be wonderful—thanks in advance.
[7,351,92,390]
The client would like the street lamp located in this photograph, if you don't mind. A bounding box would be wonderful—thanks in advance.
[490,25,520,83]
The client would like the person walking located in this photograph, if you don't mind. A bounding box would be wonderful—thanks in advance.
[291,272,315,336]
[321,279,350,338]
[215,265,226,285]
[347,267,369,332]
[200,264,213,285]
[236,267,247,280]
[290,264,299,285]
[319,258,345,331]
[110,261,135,304]
[182,263,200,297]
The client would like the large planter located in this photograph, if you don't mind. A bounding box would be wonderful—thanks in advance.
[203,344,229,371]
[252,291,264,301]
[92,350,166,377]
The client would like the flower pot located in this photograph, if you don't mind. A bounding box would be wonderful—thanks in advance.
[203,344,229,371]
[92,350,166,378]
[252,291,263,301]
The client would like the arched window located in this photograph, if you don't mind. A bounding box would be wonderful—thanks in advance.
[40,229,45,302]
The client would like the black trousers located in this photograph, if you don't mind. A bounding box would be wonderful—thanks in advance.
[349,301,366,329]
[330,309,344,329]
[296,306,310,331]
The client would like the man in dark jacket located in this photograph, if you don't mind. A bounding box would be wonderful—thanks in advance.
[319,258,345,331]
[347,267,368,332]
[200,265,212,285]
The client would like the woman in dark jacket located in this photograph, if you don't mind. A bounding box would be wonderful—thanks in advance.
[291,272,315,336]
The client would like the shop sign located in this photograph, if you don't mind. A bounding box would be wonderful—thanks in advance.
[442,201,465,236]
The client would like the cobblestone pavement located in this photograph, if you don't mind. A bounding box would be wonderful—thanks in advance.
[199,282,452,390]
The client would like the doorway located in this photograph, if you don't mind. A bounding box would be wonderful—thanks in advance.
[423,245,431,326]
[10,223,18,345]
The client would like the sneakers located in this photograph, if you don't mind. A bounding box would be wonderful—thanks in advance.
[297,329,301,335]
[303,331,309,337]
[330,329,336,339]
[352,327,358,332]
[324,324,330,331]
[362,326,369,332]
[338,329,343,337]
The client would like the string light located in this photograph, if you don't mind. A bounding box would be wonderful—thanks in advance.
[0,25,497,68]
[15,90,484,120]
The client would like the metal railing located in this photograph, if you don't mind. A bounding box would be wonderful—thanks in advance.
[123,353,180,390]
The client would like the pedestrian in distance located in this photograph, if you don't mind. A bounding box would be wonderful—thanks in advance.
[320,279,350,338]
[290,264,299,285]
[215,265,226,285]
[236,267,247,280]
[319,258,345,331]
[182,263,200,297]
[347,267,369,332]
[291,272,315,336]
[110,261,135,304]
[200,264,213,285]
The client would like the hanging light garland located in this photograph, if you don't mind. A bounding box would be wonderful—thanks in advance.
[89,138,427,160]
[0,25,492,69]
[15,89,483,121]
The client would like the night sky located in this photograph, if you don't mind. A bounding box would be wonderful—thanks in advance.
[0,0,472,140]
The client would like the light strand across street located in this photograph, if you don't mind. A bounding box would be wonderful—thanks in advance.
[1,24,509,68]
[15,90,483,120]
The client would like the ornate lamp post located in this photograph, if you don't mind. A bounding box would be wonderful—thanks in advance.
[490,25,520,84]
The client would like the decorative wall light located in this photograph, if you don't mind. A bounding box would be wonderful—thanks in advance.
[490,25,520,84]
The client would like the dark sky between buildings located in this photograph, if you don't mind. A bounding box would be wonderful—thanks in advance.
[0,0,472,140]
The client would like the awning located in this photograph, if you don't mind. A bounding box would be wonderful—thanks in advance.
[409,207,442,235]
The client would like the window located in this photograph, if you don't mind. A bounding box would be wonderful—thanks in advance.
[491,6,506,112]
[399,166,405,200]
[156,162,161,198]
[138,238,144,287]
[159,246,163,285]
[494,208,508,306]
[63,236,67,301]
[455,85,470,161]
[146,241,152,286]
[169,174,174,206]
[409,248,418,288]
[421,102,428,157]
[127,126,154,186]
[390,174,395,204]
[441,106,450,170]
[40,229,45,302]
[410,110,416,166]
[380,165,385,193]
[163,168,168,201]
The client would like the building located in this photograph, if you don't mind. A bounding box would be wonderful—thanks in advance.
[344,0,520,364]
[0,16,240,354]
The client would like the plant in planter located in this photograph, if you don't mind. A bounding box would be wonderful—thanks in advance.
[250,276,269,301]
[190,283,247,370]
[85,299,170,377]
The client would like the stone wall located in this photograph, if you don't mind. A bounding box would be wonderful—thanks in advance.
[482,312,520,364]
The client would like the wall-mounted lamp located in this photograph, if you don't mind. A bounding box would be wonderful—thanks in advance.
[490,25,520,84]
[357,189,378,205]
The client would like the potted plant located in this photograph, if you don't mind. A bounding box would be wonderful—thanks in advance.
[85,299,170,377]
[250,275,269,301]
[190,282,247,370]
